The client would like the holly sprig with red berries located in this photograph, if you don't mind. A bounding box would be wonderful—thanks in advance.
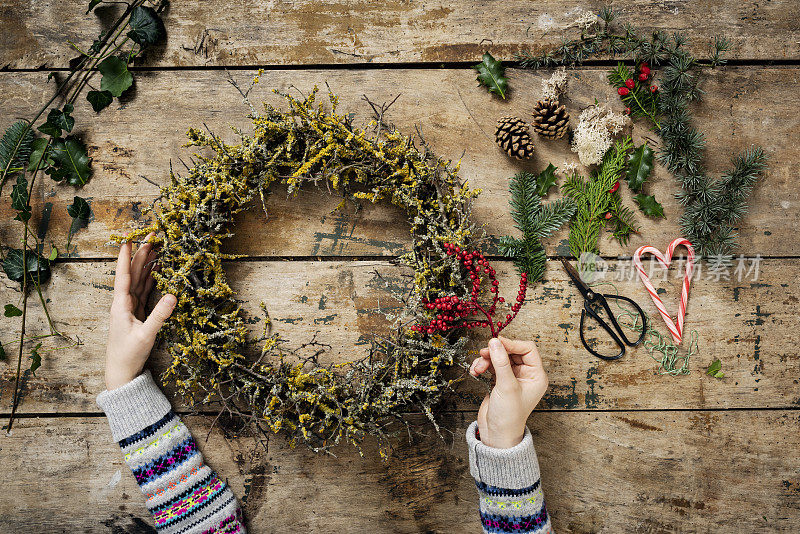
[609,62,660,127]
[411,243,528,338]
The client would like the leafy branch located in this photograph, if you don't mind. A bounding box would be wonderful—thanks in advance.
[1,0,167,431]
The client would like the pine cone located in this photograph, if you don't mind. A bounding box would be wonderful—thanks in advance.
[494,116,535,160]
[531,99,570,140]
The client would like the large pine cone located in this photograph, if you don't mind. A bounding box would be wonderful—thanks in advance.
[531,99,570,140]
[494,116,535,160]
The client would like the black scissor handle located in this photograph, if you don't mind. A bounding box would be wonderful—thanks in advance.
[579,293,647,360]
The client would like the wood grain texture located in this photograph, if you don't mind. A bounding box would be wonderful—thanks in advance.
[2,0,800,68]
[0,67,795,258]
[0,411,798,532]
[1,258,795,414]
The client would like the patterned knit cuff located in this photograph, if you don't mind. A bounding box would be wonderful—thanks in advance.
[96,370,173,442]
[466,421,542,490]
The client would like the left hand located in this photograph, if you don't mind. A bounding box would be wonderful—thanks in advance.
[105,232,177,390]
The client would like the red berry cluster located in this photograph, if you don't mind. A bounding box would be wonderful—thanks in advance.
[617,63,658,109]
[409,243,528,338]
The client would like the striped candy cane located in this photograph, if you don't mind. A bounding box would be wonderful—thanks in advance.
[632,238,695,344]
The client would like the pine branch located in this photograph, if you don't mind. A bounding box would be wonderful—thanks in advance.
[0,121,35,187]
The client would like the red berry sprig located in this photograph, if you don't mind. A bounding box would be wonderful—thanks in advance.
[410,243,528,338]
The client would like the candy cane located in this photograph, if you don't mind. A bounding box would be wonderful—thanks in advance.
[632,238,695,344]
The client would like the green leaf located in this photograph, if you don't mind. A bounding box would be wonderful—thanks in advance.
[98,56,133,97]
[634,193,665,218]
[626,143,655,192]
[534,163,558,197]
[47,136,92,186]
[29,343,42,376]
[473,52,508,99]
[0,341,5,361]
[28,137,52,172]
[10,175,29,212]
[2,248,52,285]
[87,0,102,13]
[67,196,91,221]
[87,90,113,112]
[4,304,22,317]
[0,121,35,181]
[705,359,724,378]
[48,246,58,261]
[127,6,166,46]
[38,105,75,138]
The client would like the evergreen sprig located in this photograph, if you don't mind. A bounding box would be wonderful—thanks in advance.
[515,7,765,257]
[499,169,575,282]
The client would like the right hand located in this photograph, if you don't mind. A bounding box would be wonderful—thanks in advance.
[469,337,549,449]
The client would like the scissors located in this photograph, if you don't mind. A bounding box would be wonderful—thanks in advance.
[561,258,647,360]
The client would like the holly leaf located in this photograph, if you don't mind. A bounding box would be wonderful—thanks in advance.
[473,52,508,99]
[634,193,665,218]
[127,6,165,46]
[37,104,75,138]
[87,90,113,112]
[626,143,655,192]
[28,137,52,172]
[535,163,558,197]
[29,343,42,376]
[47,136,92,186]
[4,304,22,317]
[87,0,103,13]
[705,358,724,379]
[2,248,51,285]
[98,56,133,97]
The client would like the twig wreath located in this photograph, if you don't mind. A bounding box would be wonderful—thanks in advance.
[114,86,528,455]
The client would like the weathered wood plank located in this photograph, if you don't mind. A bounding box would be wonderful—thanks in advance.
[1,258,795,414]
[2,0,799,68]
[0,411,798,532]
[0,67,795,258]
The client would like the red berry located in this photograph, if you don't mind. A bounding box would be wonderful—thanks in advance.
[625,78,635,89]
[618,87,630,96]
[638,72,649,81]
[609,181,620,193]
[640,64,650,75]
[624,107,631,115]
[650,85,658,93]
[604,212,613,220]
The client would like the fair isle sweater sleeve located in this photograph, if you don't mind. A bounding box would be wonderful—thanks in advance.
[467,421,552,534]
[96,370,246,534]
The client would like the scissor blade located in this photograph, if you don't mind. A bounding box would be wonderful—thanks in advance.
[561,258,592,296]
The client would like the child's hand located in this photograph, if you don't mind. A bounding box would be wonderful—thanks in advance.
[469,336,549,449]
[105,233,177,390]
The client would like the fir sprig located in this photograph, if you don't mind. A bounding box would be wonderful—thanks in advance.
[499,169,575,283]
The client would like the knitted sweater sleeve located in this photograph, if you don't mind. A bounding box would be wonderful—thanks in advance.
[466,421,552,534]
[96,370,246,534]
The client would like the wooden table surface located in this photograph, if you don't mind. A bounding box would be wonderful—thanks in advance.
[1,1,799,532]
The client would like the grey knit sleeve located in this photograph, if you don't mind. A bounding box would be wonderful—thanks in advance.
[466,421,552,534]
[97,370,246,533]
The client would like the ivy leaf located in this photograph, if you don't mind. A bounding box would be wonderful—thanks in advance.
[473,52,508,99]
[2,248,52,285]
[28,137,52,172]
[127,6,166,46]
[634,193,665,218]
[4,304,22,317]
[87,90,113,112]
[535,163,558,197]
[29,343,42,376]
[38,105,75,138]
[67,196,91,221]
[99,56,133,97]
[0,341,5,361]
[47,136,92,186]
[87,0,103,13]
[626,142,655,192]
[48,246,58,261]
[705,358,724,378]
[10,175,29,212]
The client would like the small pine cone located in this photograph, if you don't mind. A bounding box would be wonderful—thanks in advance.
[531,99,570,140]
[494,116,535,160]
